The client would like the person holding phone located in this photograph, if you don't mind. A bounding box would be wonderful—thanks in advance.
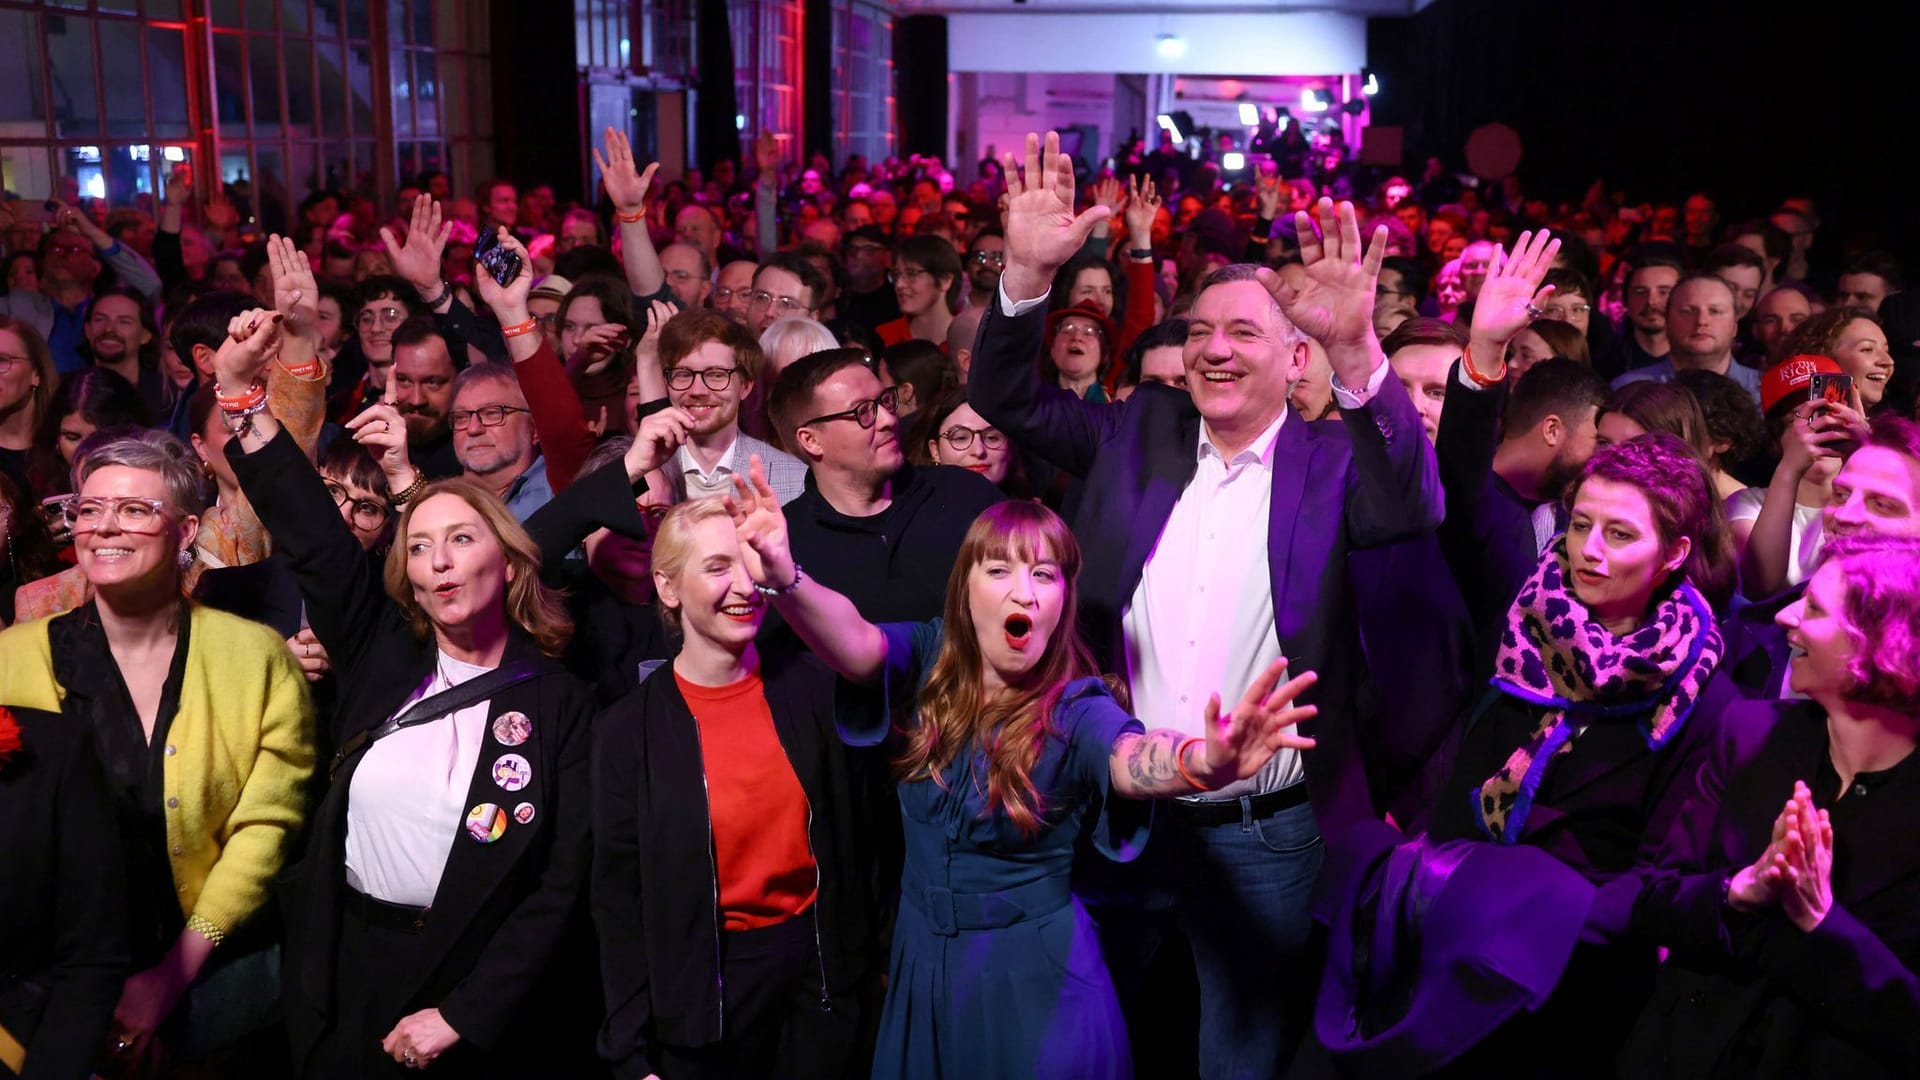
[1733,356,1869,599]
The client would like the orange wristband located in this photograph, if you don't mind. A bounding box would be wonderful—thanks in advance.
[281,357,323,380]
[614,208,646,224]
[1461,343,1504,387]
[501,317,539,339]
[214,381,267,411]
[1174,736,1209,791]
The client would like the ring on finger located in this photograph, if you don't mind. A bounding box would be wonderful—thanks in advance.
[1525,302,1545,319]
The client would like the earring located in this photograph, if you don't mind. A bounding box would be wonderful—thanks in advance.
[178,547,195,572]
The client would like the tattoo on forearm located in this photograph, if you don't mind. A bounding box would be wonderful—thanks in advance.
[1113,729,1196,798]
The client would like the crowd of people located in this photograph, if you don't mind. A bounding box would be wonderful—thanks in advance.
[0,115,1917,1080]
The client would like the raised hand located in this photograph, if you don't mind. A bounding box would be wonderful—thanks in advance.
[1123,174,1161,245]
[999,131,1112,301]
[1255,175,1285,221]
[378,196,452,296]
[1092,175,1124,216]
[625,405,692,478]
[163,167,191,209]
[266,234,320,334]
[1255,198,1387,350]
[726,456,796,589]
[345,401,414,482]
[594,126,661,216]
[1469,228,1561,351]
[203,192,241,233]
[1778,781,1834,932]
[473,227,534,321]
[214,309,284,393]
[1198,659,1319,788]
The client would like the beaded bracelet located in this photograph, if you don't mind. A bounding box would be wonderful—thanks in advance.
[1174,736,1210,791]
[389,467,428,507]
[501,317,540,339]
[186,913,227,947]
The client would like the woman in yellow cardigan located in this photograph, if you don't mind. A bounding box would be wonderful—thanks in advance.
[0,426,314,1075]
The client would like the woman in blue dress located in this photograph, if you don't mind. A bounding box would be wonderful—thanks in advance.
[726,462,1318,1079]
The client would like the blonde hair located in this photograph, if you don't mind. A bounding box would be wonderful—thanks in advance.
[382,478,572,656]
[649,497,736,638]
[899,500,1119,837]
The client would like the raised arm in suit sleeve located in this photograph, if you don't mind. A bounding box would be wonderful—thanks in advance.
[1435,361,1507,554]
[1336,363,1444,549]
[434,295,510,365]
[966,287,1127,479]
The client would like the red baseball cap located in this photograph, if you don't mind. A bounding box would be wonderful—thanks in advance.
[1760,354,1842,414]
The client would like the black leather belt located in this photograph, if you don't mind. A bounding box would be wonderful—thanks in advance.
[1165,782,1309,826]
[345,888,429,932]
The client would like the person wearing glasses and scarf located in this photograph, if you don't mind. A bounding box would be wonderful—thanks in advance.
[0,426,314,1076]
[764,347,1001,626]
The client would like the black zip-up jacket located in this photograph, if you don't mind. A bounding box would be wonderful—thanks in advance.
[591,646,882,1079]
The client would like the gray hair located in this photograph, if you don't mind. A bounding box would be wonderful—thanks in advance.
[72,426,209,518]
[448,361,528,408]
[1194,263,1309,350]
[758,317,841,375]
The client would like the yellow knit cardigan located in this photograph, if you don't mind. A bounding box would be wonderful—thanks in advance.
[0,604,316,940]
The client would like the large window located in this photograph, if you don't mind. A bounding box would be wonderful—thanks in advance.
[0,0,491,231]
[832,0,892,167]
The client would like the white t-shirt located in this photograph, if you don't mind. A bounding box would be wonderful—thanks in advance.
[1726,487,1825,589]
[345,651,496,906]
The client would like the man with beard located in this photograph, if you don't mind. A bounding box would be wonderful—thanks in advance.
[1,202,162,373]
[964,227,1006,312]
[1439,355,1609,674]
[745,253,826,336]
[1616,252,1683,375]
[445,361,551,519]
[386,317,462,478]
[81,286,167,415]
[658,243,712,309]
[653,309,806,503]
[1613,273,1762,403]
[710,260,758,326]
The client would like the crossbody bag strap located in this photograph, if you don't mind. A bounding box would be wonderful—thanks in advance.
[329,660,549,778]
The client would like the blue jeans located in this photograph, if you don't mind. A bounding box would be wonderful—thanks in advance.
[1177,797,1323,1080]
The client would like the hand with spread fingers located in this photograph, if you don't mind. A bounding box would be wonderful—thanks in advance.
[726,456,796,590]
[379,196,453,301]
[1199,659,1320,789]
[1254,198,1387,353]
[998,131,1114,302]
[1123,174,1161,252]
[595,126,661,218]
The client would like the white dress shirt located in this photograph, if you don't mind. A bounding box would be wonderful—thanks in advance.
[1120,412,1303,800]
[672,433,743,500]
[345,651,495,906]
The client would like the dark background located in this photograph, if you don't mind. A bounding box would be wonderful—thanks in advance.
[1367,0,1920,252]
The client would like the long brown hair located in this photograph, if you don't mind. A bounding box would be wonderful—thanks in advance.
[382,478,573,656]
[898,501,1118,837]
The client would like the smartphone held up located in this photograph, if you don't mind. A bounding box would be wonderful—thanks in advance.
[474,228,522,287]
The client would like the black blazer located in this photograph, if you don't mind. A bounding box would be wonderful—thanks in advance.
[228,428,599,1072]
[1721,584,1800,700]
[0,710,128,1080]
[191,553,306,639]
[521,459,671,706]
[592,649,879,1079]
[1432,365,1546,679]
[1625,700,1920,1076]
[969,300,1445,827]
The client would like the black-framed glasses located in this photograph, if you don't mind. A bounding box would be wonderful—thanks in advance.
[748,290,808,316]
[448,404,530,429]
[940,425,1006,452]
[60,495,172,533]
[324,480,391,531]
[665,366,741,392]
[802,386,899,430]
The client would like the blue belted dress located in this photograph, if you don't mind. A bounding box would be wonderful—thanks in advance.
[845,620,1152,1080]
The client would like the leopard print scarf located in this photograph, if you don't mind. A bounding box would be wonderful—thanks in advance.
[1474,537,1723,843]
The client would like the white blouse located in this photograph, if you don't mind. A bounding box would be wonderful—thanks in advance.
[1726,486,1825,590]
[345,651,496,906]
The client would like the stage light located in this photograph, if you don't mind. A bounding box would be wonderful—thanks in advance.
[1155,34,1187,60]
[1237,102,1260,127]
[1157,113,1184,144]
[1301,88,1332,113]
[1221,152,1246,172]
[1362,69,1380,96]
[734,114,747,131]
